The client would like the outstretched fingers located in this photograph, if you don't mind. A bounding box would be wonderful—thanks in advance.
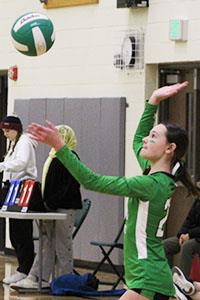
[27,123,50,142]
[149,81,189,105]
[45,120,56,130]
[161,82,188,98]
[172,81,189,94]
[27,121,65,150]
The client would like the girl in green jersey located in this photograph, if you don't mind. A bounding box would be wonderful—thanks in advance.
[27,82,199,300]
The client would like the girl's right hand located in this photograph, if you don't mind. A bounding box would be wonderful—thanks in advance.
[27,121,65,151]
[149,81,189,105]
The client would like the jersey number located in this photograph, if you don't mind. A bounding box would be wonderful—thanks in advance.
[156,198,171,237]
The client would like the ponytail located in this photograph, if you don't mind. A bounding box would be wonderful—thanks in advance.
[143,166,151,175]
[172,159,200,197]
[162,122,200,196]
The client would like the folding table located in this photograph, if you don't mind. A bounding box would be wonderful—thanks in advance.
[0,211,67,292]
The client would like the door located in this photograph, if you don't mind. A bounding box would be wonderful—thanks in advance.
[159,67,200,182]
[158,66,199,242]
[0,73,8,251]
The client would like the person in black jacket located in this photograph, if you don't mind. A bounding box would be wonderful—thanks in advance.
[163,198,200,279]
[11,125,82,289]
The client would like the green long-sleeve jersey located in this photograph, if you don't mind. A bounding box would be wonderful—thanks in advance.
[56,102,176,297]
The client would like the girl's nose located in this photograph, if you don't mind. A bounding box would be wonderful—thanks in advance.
[143,136,148,143]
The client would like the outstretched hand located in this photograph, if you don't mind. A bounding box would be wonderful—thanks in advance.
[27,120,65,151]
[149,81,189,105]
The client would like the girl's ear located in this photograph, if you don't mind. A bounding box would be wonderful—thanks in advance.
[166,143,176,154]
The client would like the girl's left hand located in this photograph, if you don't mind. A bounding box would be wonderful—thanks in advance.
[149,81,189,105]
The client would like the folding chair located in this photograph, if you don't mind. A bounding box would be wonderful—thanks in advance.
[33,198,91,241]
[91,218,126,289]
[73,198,91,239]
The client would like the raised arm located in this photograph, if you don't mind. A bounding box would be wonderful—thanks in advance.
[133,102,157,171]
[133,81,189,171]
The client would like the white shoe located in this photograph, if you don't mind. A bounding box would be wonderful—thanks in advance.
[10,275,50,290]
[3,271,27,284]
[174,285,188,300]
[172,266,196,296]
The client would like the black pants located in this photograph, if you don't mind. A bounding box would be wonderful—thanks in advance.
[132,289,169,300]
[9,219,34,275]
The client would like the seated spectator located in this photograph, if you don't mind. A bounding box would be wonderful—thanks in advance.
[10,125,82,290]
[0,115,37,284]
[172,266,200,300]
[163,198,200,299]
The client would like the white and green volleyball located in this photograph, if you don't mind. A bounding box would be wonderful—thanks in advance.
[11,12,55,56]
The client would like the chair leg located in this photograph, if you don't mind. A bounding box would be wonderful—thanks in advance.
[92,255,107,275]
[93,245,125,289]
[105,255,125,289]
[112,269,125,289]
[73,268,80,275]
[100,246,124,280]
[92,245,116,275]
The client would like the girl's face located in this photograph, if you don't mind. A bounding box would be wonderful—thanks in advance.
[141,124,173,162]
[2,128,18,141]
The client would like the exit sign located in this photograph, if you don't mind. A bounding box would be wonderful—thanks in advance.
[169,19,188,41]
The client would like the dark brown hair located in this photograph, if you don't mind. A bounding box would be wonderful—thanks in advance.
[163,122,200,197]
[143,122,200,196]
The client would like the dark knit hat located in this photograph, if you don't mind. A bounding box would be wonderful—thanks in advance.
[0,115,23,132]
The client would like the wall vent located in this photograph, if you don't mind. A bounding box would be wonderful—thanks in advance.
[114,29,145,70]
[117,0,149,9]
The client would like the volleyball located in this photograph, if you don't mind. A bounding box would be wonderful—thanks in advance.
[11,12,55,56]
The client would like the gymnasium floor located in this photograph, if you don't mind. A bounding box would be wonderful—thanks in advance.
[0,255,123,300]
[0,255,178,300]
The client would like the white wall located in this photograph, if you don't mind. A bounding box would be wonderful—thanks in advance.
[0,0,149,179]
[146,0,200,64]
[2,1,200,181]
